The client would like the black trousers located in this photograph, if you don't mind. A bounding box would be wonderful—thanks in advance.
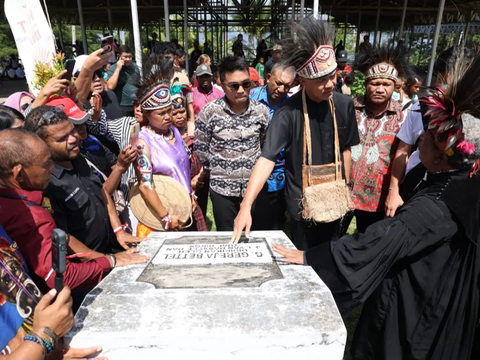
[252,188,286,230]
[290,217,342,251]
[342,209,385,234]
[210,187,266,231]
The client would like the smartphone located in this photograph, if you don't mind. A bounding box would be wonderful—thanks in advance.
[62,59,76,81]
[52,228,67,293]
[130,123,140,145]
[100,35,114,54]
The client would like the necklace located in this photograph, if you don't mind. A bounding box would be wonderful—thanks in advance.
[163,128,174,141]
[145,126,175,141]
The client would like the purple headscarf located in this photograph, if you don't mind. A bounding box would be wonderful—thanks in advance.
[4,92,35,113]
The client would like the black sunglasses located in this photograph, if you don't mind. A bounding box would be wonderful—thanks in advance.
[92,69,104,80]
[223,80,252,91]
[37,107,64,128]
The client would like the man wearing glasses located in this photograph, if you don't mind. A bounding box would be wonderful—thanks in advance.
[194,56,270,231]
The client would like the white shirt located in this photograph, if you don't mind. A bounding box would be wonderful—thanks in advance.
[213,84,224,93]
[396,102,424,175]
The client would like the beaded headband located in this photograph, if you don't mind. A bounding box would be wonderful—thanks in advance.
[139,84,171,110]
[365,62,398,82]
[297,45,337,79]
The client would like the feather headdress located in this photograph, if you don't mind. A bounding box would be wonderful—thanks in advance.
[136,56,174,110]
[282,17,336,79]
[170,84,190,110]
[420,49,480,161]
[354,45,411,83]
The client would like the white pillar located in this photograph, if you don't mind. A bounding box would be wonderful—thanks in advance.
[300,0,305,18]
[77,0,88,54]
[130,0,142,71]
[291,0,295,20]
[313,0,319,18]
[184,0,189,75]
[398,0,408,42]
[164,0,170,41]
[426,0,446,86]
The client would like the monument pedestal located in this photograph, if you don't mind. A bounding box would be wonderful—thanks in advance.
[66,231,346,359]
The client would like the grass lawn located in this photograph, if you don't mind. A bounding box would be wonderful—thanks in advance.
[205,197,359,359]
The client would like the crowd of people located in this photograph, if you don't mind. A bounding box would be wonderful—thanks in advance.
[1,15,480,360]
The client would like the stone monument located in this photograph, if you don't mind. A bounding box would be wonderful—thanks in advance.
[65,231,346,359]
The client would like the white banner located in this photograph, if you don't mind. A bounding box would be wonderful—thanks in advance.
[5,0,56,96]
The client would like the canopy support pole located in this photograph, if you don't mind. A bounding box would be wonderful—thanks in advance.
[355,0,362,52]
[426,0,446,86]
[130,0,142,70]
[77,0,88,54]
[107,0,113,35]
[184,0,189,75]
[398,0,408,43]
[300,0,305,18]
[373,0,380,47]
[164,0,170,41]
[313,0,319,18]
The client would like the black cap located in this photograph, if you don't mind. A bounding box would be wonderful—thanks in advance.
[336,50,348,62]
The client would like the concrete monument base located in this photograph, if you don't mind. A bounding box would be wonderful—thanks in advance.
[65,231,346,359]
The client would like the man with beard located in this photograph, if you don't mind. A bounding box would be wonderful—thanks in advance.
[192,64,224,117]
[107,45,140,117]
[344,47,408,233]
[249,62,296,230]
[0,129,147,309]
[24,104,144,256]
[232,18,359,250]
[194,56,270,231]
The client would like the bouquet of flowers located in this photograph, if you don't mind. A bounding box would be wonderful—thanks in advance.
[32,52,65,92]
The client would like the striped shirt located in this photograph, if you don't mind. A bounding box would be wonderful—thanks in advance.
[86,114,138,203]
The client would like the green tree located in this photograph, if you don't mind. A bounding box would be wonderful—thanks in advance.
[0,22,18,58]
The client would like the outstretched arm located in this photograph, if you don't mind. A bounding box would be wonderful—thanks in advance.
[231,157,275,243]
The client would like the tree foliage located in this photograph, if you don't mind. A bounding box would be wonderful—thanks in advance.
[0,22,19,59]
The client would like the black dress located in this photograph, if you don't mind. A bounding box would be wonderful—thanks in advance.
[306,170,480,359]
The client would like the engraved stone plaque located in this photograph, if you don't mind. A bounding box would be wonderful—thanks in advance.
[152,242,272,265]
[137,236,283,289]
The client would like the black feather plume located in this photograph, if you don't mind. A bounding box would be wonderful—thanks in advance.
[354,45,411,80]
[282,16,335,70]
[136,55,174,103]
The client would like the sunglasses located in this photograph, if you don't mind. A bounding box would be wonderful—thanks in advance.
[223,80,252,91]
[92,69,104,80]
[37,107,64,128]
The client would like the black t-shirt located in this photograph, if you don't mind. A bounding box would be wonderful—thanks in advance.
[261,91,360,220]
[85,90,124,121]
[45,156,111,253]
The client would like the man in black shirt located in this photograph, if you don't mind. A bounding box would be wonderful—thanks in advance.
[232,17,359,250]
[25,105,144,256]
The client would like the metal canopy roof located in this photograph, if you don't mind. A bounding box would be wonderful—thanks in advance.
[22,0,480,31]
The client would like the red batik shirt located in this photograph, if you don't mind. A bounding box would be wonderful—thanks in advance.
[350,96,404,212]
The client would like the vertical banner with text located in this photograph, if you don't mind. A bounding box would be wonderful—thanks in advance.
[5,0,56,96]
